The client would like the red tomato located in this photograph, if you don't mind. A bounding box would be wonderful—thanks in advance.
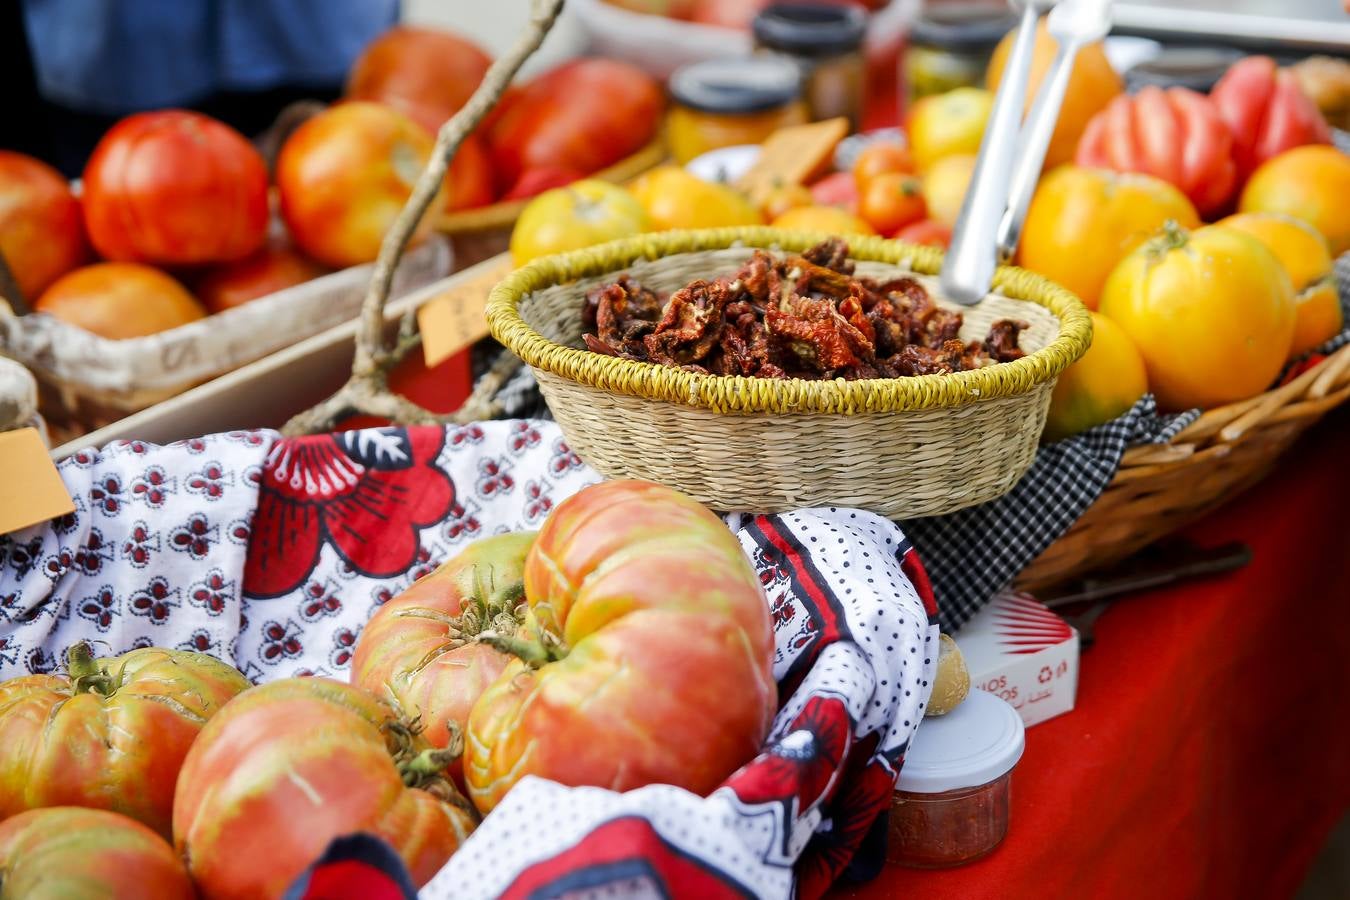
[464,480,776,814]
[0,808,194,899]
[1211,55,1332,181]
[501,166,587,201]
[346,26,492,135]
[82,110,268,265]
[486,59,663,191]
[444,132,496,210]
[0,643,248,836]
[1075,86,1238,218]
[685,0,770,27]
[0,150,88,300]
[860,172,927,233]
[810,171,861,212]
[174,677,477,898]
[277,102,446,269]
[36,262,206,339]
[194,240,330,313]
[894,218,953,249]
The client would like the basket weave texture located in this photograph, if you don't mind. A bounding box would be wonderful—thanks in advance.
[487,228,1091,518]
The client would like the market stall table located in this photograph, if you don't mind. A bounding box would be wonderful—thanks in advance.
[843,407,1350,900]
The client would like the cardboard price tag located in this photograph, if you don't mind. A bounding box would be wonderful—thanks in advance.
[736,117,850,205]
[418,258,514,368]
[0,427,75,535]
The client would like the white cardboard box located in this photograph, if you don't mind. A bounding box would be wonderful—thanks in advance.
[956,591,1080,728]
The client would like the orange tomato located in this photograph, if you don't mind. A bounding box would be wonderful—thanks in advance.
[1018,166,1201,309]
[770,205,875,236]
[1217,212,1342,358]
[760,182,815,221]
[1239,145,1350,255]
[629,166,762,231]
[1043,312,1148,442]
[194,241,330,313]
[921,154,977,228]
[859,173,926,234]
[852,141,914,187]
[893,218,951,249]
[36,263,205,339]
[1099,223,1295,411]
[987,21,1123,170]
[0,151,88,300]
[345,26,493,135]
[907,88,993,171]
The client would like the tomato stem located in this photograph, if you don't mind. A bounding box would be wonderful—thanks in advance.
[477,629,567,669]
[66,642,113,696]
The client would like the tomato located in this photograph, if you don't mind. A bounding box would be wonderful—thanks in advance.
[860,172,927,234]
[0,808,194,900]
[510,179,650,266]
[352,532,536,786]
[277,102,446,269]
[194,240,329,313]
[1217,212,1342,358]
[907,88,994,171]
[346,26,493,136]
[629,166,762,231]
[894,218,952,249]
[443,132,497,211]
[35,263,205,338]
[486,59,663,191]
[685,0,770,27]
[1211,56,1331,181]
[988,22,1123,170]
[852,141,915,187]
[0,643,248,836]
[1099,223,1295,411]
[771,205,875,236]
[501,166,586,202]
[174,677,476,899]
[82,110,268,266]
[809,171,860,212]
[0,151,87,300]
[1239,145,1350,256]
[921,154,977,228]
[759,182,815,221]
[1018,166,1200,309]
[1075,86,1237,218]
[1044,312,1148,442]
[464,481,776,814]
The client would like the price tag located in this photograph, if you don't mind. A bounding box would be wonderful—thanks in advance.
[0,427,74,534]
[736,117,850,205]
[418,258,515,368]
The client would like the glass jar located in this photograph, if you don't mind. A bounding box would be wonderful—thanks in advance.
[752,4,868,131]
[667,58,809,165]
[887,688,1025,868]
[902,3,1016,111]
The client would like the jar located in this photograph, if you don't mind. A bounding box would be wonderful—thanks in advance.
[887,688,1025,868]
[752,4,868,130]
[667,58,809,165]
[902,3,1016,110]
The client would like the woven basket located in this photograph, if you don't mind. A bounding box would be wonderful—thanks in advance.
[487,227,1091,518]
[1016,339,1350,592]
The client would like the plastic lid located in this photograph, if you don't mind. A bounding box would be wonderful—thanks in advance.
[753,4,867,58]
[910,4,1017,52]
[669,58,803,114]
[896,689,1025,794]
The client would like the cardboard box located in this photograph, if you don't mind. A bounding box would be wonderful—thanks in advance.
[956,591,1080,728]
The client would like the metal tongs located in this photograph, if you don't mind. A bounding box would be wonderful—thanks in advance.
[940,0,1114,306]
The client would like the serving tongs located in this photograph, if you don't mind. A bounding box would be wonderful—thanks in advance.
[940,0,1115,306]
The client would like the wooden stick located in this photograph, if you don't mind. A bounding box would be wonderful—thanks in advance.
[0,250,30,316]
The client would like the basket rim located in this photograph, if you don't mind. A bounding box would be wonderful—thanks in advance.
[486,227,1093,415]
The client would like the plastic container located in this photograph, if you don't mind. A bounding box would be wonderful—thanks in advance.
[888,688,1025,868]
[753,4,869,130]
[902,3,1016,110]
[667,58,808,164]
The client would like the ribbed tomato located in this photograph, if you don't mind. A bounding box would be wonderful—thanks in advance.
[0,807,194,900]
[1211,55,1331,181]
[82,110,269,265]
[0,150,88,300]
[352,532,537,785]
[464,480,776,814]
[346,26,492,136]
[0,643,249,837]
[174,677,476,899]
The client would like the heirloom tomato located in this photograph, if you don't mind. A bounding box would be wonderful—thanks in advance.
[1075,87,1237,218]
[921,154,977,228]
[907,88,993,171]
[1018,166,1200,309]
[1239,146,1350,256]
[464,480,776,814]
[346,26,492,136]
[510,180,650,266]
[0,807,194,900]
[1043,312,1148,442]
[442,133,497,211]
[82,110,268,265]
[771,205,875,236]
[1099,223,1295,412]
[353,532,537,785]
[1211,55,1331,180]
[0,642,248,836]
[276,102,446,269]
[194,240,329,313]
[35,263,205,339]
[0,150,87,300]
[174,677,476,899]
[630,166,762,231]
[809,171,860,212]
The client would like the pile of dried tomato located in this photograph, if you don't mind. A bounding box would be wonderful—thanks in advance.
[581,239,1028,380]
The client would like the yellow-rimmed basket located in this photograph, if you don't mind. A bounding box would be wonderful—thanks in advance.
[487,227,1091,518]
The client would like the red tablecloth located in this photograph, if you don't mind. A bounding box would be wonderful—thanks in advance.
[844,407,1350,899]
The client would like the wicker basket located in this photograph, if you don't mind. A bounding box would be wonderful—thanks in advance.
[1016,339,1350,592]
[487,227,1091,518]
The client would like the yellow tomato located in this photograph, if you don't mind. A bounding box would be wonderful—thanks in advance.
[921,154,977,228]
[628,166,763,231]
[1099,223,1296,411]
[1043,312,1148,442]
[907,88,993,171]
[770,206,875,236]
[510,179,650,266]
[760,182,815,221]
[1239,145,1350,255]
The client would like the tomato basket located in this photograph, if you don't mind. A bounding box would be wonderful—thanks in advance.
[486,227,1092,519]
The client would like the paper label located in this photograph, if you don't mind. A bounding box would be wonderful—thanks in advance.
[418,258,514,368]
[0,427,74,534]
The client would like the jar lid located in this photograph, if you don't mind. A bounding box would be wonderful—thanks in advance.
[669,58,803,114]
[896,689,1025,794]
[753,4,867,58]
[910,3,1017,52]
